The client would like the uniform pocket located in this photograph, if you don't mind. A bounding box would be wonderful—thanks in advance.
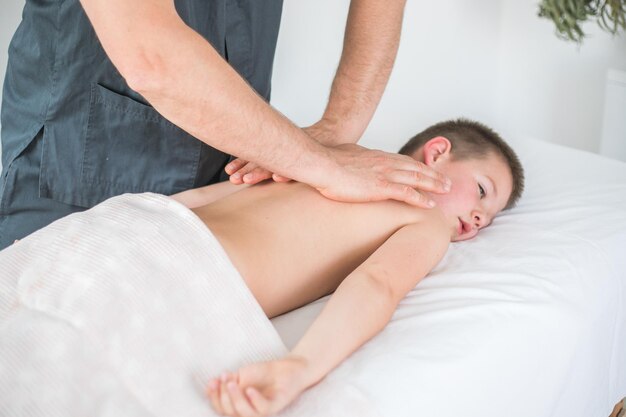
[80,83,202,203]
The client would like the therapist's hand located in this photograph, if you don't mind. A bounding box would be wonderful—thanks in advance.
[314,143,450,208]
[228,142,450,208]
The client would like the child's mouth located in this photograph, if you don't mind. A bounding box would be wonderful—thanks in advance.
[457,218,471,236]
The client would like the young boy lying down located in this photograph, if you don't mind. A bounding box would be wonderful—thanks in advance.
[169,118,524,416]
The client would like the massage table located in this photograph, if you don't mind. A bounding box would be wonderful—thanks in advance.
[272,137,626,417]
[1,138,624,417]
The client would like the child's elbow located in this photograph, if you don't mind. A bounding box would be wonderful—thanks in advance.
[361,272,404,310]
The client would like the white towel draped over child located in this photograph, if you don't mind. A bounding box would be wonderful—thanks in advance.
[0,193,378,417]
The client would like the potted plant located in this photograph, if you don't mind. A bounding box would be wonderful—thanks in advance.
[538,0,626,42]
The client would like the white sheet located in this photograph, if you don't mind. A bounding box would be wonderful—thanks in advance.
[271,138,626,417]
[0,193,380,417]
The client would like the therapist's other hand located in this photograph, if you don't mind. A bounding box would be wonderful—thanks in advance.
[316,143,451,208]
[225,159,289,185]
[225,122,342,185]
[207,356,310,417]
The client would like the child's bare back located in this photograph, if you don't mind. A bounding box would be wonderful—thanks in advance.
[190,180,446,318]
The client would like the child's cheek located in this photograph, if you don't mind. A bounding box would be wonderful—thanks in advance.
[452,180,477,209]
[434,178,475,213]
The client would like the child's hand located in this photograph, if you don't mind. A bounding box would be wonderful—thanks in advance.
[207,355,312,417]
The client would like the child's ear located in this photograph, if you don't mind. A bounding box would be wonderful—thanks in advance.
[422,136,452,166]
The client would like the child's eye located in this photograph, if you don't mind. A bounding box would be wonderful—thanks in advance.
[478,184,486,199]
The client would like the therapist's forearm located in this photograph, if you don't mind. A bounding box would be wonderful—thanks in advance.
[320,0,406,143]
[288,273,397,388]
[79,0,331,185]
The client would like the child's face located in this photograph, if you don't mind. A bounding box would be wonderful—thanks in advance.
[416,137,514,242]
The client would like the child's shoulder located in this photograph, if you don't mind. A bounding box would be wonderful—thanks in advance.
[403,204,451,241]
[357,208,450,300]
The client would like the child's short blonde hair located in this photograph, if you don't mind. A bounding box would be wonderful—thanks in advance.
[399,118,524,209]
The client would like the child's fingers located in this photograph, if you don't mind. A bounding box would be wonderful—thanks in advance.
[226,381,259,417]
[219,374,236,415]
[207,378,224,415]
[245,387,271,416]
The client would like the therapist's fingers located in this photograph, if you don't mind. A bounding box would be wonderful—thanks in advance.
[229,162,255,184]
[385,156,451,194]
[226,159,257,184]
[314,144,451,208]
[229,162,273,185]
[382,182,436,208]
[229,162,286,185]
[386,169,451,195]
[331,144,451,194]
[414,162,451,194]
[242,167,274,184]
[230,162,257,184]
[272,173,291,183]
[225,158,247,176]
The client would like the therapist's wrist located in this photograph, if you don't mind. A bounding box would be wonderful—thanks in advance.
[278,130,338,188]
[305,116,364,146]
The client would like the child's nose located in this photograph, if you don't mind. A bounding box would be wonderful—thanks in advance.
[472,211,484,229]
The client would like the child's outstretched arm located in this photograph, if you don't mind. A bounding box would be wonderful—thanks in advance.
[287,218,449,387]
[208,217,449,416]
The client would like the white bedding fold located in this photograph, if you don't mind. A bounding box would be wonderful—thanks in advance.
[0,193,379,417]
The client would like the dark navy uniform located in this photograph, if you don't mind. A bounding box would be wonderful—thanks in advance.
[0,0,283,250]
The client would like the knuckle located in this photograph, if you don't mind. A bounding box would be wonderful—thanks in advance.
[378,166,392,177]
[375,178,389,190]
[401,185,414,196]
[373,154,388,164]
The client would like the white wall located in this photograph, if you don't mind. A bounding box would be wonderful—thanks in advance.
[1,0,624,159]
[272,0,503,152]
[0,0,23,169]
[0,0,22,101]
[272,0,626,153]
[493,0,626,153]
